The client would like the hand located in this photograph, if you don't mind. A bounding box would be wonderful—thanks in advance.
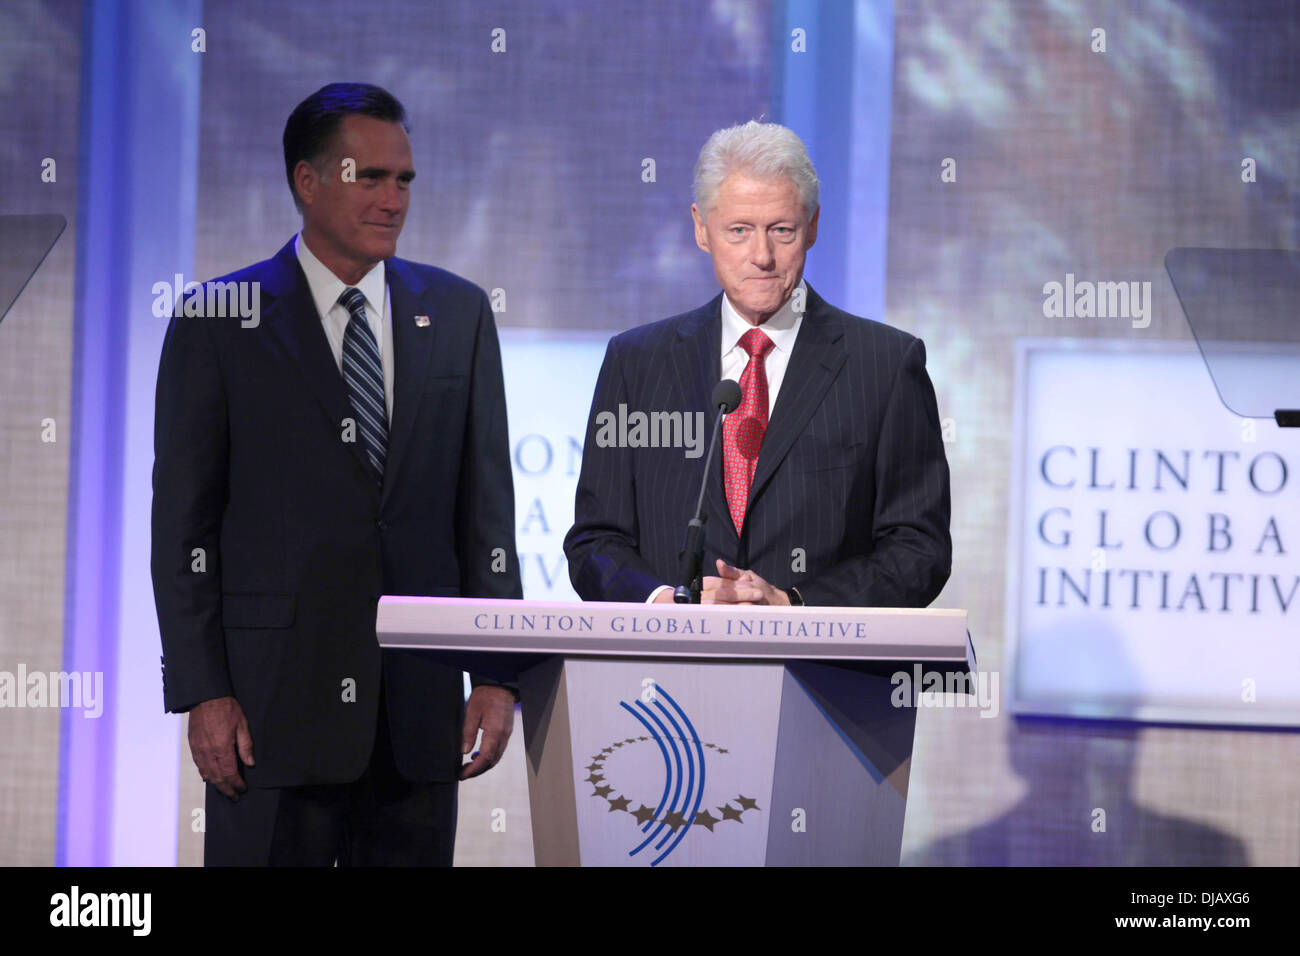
[188,696,254,799]
[702,559,792,606]
[652,588,677,604]
[460,685,516,780]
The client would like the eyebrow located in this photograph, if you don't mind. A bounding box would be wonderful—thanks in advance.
[356,166,416,181]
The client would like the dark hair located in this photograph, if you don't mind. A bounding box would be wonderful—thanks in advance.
[282,83,410,211]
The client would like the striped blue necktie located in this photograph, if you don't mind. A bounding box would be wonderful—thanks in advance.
[338,287,387,484]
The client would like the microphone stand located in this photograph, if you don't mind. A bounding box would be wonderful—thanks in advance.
[674,399,732,604]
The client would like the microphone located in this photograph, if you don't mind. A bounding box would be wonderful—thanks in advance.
[674,379,742,604]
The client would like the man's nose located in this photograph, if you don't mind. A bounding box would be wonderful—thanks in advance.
[749,234,775,269]
[377,180,404,212]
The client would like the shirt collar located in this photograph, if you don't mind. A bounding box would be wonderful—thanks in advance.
[720,278,805,355]
[295,231,386,320]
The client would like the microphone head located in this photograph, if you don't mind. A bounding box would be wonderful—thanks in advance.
[713,379,742,413]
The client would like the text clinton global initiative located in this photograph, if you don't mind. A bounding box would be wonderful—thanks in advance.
[472,612,871,638]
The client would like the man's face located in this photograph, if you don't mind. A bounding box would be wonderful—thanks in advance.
[296,114,414,273]
[691,173,818,325]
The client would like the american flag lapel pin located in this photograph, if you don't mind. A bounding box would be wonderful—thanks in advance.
[414,314,430,327]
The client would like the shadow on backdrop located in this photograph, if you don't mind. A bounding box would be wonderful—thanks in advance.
[907,620,1250,865]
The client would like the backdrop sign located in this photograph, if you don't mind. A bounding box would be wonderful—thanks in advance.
[1006,339,1300,726]
[500,331,608,602]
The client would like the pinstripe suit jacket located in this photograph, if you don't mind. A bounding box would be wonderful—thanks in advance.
[563,284,951,607]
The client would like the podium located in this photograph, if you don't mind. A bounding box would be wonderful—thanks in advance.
[377,597,970,866]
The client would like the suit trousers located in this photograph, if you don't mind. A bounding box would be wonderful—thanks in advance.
[203,678,459,866]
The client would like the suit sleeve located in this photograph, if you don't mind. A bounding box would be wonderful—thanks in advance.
[150,309,234,713]
[563,335,666,602]
[795,336,952,608]
[451,293,523,695]
[454,290,522,603]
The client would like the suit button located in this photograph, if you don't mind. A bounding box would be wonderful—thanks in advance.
[377,520,388,531]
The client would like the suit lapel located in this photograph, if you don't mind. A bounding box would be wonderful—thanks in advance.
[382,258,439,507]
[262,238,375,483]
[670,295,735,547]
[748,284,847,503]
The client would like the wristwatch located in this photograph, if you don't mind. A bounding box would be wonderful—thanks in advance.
[786,586,805,606]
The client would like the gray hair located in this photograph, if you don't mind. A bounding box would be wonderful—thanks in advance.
[692,121,820,220]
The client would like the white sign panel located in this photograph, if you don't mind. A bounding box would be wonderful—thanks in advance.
[1006,339,1300,726]
[500,330,609,602]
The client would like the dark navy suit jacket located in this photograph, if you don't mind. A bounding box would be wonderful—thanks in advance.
[151,236,521,788]
[564,284,951,607]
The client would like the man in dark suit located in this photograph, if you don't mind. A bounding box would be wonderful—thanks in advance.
[564,121,950,608]
[151,83,520,865]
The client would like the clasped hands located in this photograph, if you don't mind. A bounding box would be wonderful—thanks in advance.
[654,559,791,606]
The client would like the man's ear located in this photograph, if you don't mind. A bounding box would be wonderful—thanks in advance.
[293,159,320,209]
[805,205,820,250]
[691,203,711,253]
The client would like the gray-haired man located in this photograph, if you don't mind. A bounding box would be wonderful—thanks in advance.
[564,121,952,609]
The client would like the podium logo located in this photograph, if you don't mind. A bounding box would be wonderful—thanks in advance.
[583,683,760,866]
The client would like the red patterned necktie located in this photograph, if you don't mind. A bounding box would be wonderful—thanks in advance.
[722,327,775,534]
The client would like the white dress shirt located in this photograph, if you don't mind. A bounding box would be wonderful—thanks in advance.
[295,232,395,421]
[646,280,807,602]
[719,278,805,416]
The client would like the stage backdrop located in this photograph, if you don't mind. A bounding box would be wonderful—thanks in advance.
[2,0,1298,867]
[887,0,1299,865]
